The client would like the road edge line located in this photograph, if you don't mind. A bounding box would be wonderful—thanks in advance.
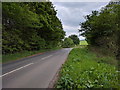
[0,63,34,77]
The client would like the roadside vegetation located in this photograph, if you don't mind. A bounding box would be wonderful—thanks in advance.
[56,47,119,88]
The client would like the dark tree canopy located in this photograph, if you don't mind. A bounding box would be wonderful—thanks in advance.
[69,35,80,45]
[2,2,65,54]
[79,4,120,57]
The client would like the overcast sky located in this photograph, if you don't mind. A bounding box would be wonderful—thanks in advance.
[52,1,111,40]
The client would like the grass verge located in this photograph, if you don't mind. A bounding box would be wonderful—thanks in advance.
[2,47,61,63]
[56,47,119,89]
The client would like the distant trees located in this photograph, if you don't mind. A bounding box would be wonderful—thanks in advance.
[79,4,120,56]
[62,35,79,48]
[62,38,74,48]
[2,2,65,54]
[69,35,80,45]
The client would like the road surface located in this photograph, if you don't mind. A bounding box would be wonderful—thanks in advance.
[2,48,72,88]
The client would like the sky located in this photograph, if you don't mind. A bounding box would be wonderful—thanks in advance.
[52,1,111,40]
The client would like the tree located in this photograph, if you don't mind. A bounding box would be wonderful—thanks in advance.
[2,2,65,54]
[79,4,119,56]
[62,38,74,48]
[69,35,80,45]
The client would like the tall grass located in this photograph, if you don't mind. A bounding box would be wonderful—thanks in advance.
[56,47,119,89]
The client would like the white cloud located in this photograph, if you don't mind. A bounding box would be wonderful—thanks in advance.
[53,2,110,40]
[63,25,85,40]
[51,0,111,2]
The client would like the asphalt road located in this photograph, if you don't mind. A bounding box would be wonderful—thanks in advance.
[2,48,72,88]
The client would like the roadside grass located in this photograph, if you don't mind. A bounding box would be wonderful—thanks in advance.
[2,47,61,63]
[80,40,88,45]
[56,47,119,89]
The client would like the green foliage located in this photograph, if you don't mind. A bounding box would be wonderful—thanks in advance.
[62,38,74,48]
[79,4,120,56]
[56,48,119,89]
[2,2,65,54]
[69,35,80,45]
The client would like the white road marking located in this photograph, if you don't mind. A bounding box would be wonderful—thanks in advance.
[0,63,34,77]
[1,55,53,77]
[41,55,53,60]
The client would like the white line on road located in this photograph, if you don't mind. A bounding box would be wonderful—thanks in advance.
[0,63,34,77]
[41,55,53,60]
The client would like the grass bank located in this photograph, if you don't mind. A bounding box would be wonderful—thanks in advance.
[2,47,61,63]
[56,47,119,88]
[80,40,88,45]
